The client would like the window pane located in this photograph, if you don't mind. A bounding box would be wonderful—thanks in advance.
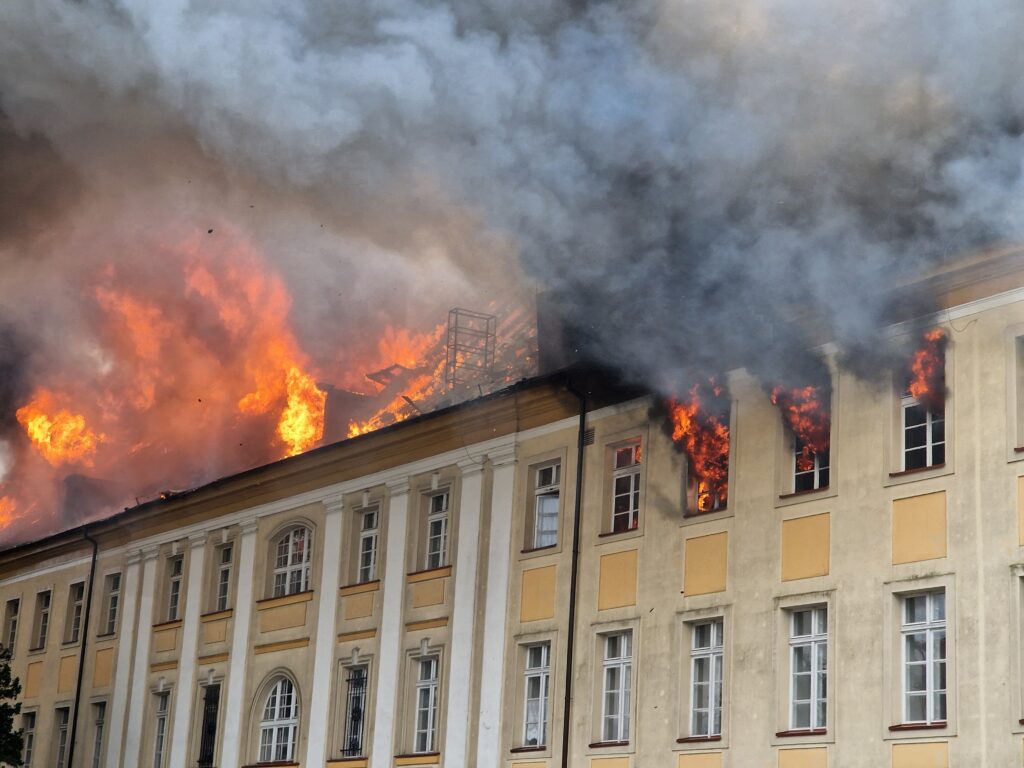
[792,610,812,637]
[932,442,945,466]
[906,632,927,662]
[904,596,928,624]
[906,663,926,692]
[792,702,810,729]
[906,693,927,721]
[794,673,811,700]
[904,404,927,427]
[904,447,927,470]
[934,690,947,721]
[793,645,811,673]
[693,623,712,649]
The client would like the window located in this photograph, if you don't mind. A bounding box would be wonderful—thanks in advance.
[413,656,440,753]
[91,701,106,768]
[216,547,232,612]
[611,443,641,533]
[601,631,633,743]
[259,677,298,763]
[793,439,829,492]
[153,691,170,768]
[901,396,945,471]
[273,527,312,597]
[532,463,561,549]
[425,492,449,570]
[21,711,35,767]
[901,591,946,724]
[31,591,50,650]
[341,666,368,757]
[522,642,551,747]
[167,556,184,621]
[197,684,221,768]
[358,509,379,583]
[103,574,121,635]
[65,582,85,644]
[690,620,723,738]
[55,706,70,768]
[3,598,18,652]
[789,607,827,731]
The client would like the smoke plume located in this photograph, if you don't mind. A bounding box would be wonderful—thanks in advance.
[1,0,1023,539]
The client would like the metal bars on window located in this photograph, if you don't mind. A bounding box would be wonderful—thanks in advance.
[341,666,368,757]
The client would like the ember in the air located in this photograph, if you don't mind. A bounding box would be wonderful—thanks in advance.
[665,379,730,513]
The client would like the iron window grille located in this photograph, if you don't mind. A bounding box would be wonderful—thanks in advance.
[197,683,221,768]
[341,666,368,757]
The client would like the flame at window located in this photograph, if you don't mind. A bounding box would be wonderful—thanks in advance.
[664,379,730,513]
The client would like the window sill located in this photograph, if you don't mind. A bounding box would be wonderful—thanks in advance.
[241,762,300,768]
[200,609,233,622]
[95,631,116,640]
[587,741,629,749]
[682,507,729,519]
[888,721,947,731]
[340,580,380,596]
[521,544,558,555]
[152,618,183,630]
[775,728,826,737]
[779,487,829,500]
[889,463,945,478]
[1015,447,1024,454]
[330,758,368,764]
[255,590,314,609]
[509,745,547,753]
[27,646,45,656]
[406,566,452,583]
[676,735,722,744]
[61,639,81,649]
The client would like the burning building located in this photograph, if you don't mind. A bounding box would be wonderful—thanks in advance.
[0,251,1021,768]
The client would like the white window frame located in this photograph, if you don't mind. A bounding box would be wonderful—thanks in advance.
[611,443,641,533]
[532,463,561,550]
[792,438,829,493]
[167,556,183,621]
[4,598,18,652]
[216,546,232,612]
[424,492,449,571]
[689,620,723,738]
[66,582,85,644]
[33,591,50,650]
[55,706,70,768]
[273,527,312,598]
[413,656,440,753]
[901,591,946,725]
[91,701,106,768]
[153,691,170,768]
[104,574,121,635]
[600,631,633,743]
[259,677,299,763]
[22,710,35,767]
[789,606,828,731]
[358,508,379,583]
[900,394,946,471]
[522,642,551,747]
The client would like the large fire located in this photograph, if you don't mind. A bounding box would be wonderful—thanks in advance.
[665,379,730,513]
[769,384,831,466]
[16,389,104,467]
[906,328,947,409]
[0,230,536,541]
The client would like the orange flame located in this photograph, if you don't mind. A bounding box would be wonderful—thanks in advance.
[0,497,15,530]
[665,379,730,512]
[769,384,831,462]
[907,328,947,408]
[279,365,327,456]
[16,389,104,467]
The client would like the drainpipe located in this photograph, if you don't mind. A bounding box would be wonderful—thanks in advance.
[561,377,586,768]
[67,529,99,767]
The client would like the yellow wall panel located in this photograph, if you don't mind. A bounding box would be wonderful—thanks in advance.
[891,741,948,768]
[684,532,729,596]
[57,654,77,693]
[259,602,307,632]
[153,626,178,652]
[511,763,547,768]
[93,647,113,688]
[24,661,42,698]
[520,565,557,622]
[202,618,228,645]
[598,550,638,610]
[779,746,828,768]
[345,592,376,619]
[679,752,722,768]
[590,759,629,768]
[892,491,947,564]
[781,513,830,581]
[411,579,445,608]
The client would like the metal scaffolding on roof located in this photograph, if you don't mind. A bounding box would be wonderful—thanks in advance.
[445,308,496,392]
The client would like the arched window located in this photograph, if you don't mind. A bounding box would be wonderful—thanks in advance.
[273,527,312,597]
[259,677,298,763]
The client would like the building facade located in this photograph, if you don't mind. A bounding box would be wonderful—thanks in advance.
[3,252,1024,768]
